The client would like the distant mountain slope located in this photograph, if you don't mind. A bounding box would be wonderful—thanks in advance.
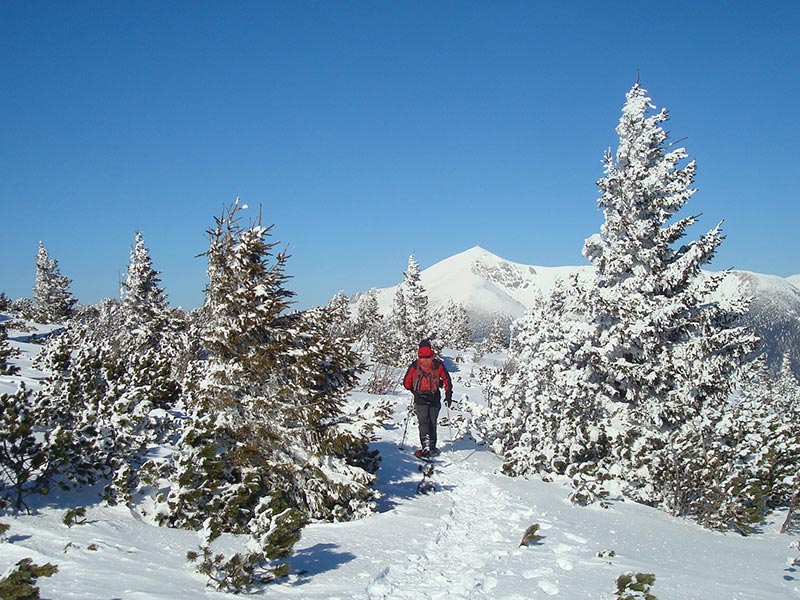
[368,246,591,337]
[723,270,800,377]
[361,246,800,376]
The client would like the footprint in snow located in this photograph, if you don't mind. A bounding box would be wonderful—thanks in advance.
[522,567,553,579]
[552,543,573,555]
[556,556,573,571]
[538,579,560,595]
[563,532,588,544]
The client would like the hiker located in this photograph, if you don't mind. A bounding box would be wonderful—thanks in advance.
[403,339,453,458]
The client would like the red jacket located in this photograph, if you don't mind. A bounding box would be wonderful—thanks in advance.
[403,346,452,404]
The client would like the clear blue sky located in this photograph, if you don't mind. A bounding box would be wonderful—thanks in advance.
[2,1,798,311]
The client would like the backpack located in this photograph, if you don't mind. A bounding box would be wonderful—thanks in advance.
[413,357,440,394]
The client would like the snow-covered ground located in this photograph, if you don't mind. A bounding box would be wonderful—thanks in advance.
[1,323,799,599]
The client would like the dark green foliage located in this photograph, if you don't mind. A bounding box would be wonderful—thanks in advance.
[0,384,55,511]
[615,572,657,600]
[0,323,20,375]
[186,503,303,593]
[62,506,87,527]
[0,558,58,600]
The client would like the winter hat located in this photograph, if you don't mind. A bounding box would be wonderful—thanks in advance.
[417,339,434,358]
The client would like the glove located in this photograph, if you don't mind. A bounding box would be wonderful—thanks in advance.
[444,391,453,408]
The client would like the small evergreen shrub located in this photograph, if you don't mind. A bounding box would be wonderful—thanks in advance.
[0,558,58,600]
[616,573,658,600]
[62,507,87,528]
[615,572,656,600]
[0,323,20,376]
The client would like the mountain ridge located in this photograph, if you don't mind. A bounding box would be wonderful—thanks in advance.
[361,246,799,376]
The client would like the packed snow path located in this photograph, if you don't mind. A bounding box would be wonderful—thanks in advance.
[367,453,584,600]
[366,454,542,599]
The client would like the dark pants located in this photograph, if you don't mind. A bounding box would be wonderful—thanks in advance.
[414,403,441,451]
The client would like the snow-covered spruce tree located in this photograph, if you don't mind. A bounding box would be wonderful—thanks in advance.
[120,231,176,345]
[0,322,20,376]
[155,200,383,590]
[325,290,355,340]
[399,254,431,347]
[384,254,435,365]
[479,83,760,526]
[352,289,379,340]
[579,83,758,523]
[32,242,76,323]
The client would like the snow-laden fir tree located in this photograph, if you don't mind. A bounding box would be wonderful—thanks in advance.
[351,288,386,351]
[477,83,762,529]
[383,254,436,364]
[325,290,355,340]
[580,83,759,520]
[153,200,387,590]
[120,231,179,347]
[581,82,756,428]
[32,242,76,323]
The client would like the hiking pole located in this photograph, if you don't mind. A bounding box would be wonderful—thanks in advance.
[399,401,413,449]
[447,402,454,454]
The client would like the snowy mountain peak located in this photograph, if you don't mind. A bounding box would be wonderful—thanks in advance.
[369,247,590,337]
[363,247,800,368]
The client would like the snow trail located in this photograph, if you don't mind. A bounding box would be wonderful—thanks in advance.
[366,453,556,600]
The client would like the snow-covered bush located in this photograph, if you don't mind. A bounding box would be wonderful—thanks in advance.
[0,323,20,376]
[377,254,441,366]
[0,384,57,511]
[0,557,58,600]
[615,572,657,600]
